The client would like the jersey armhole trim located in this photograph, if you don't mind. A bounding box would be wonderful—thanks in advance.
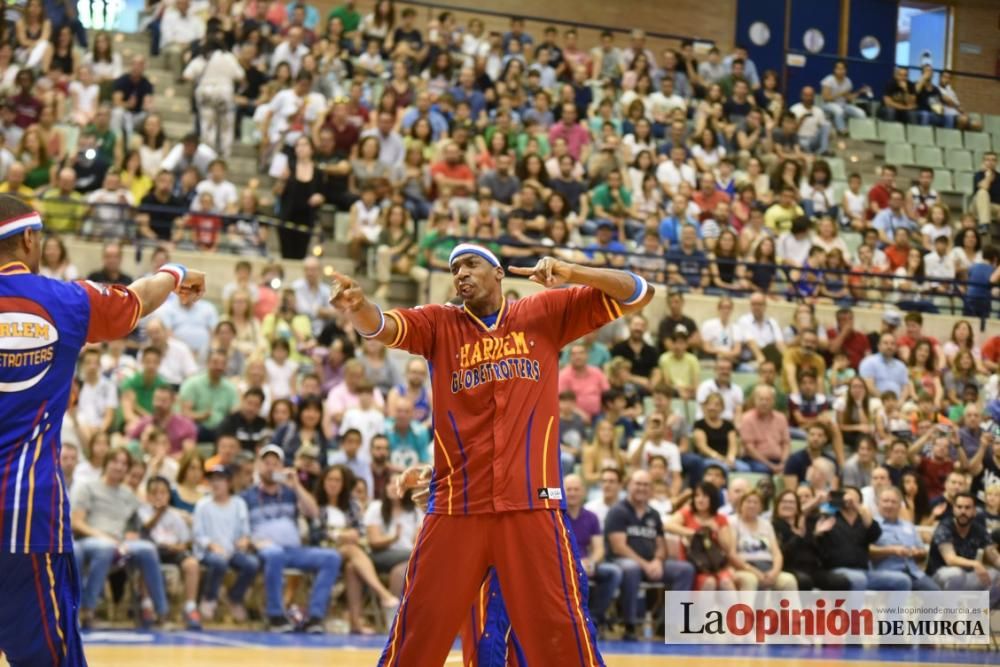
[386,310,406,348]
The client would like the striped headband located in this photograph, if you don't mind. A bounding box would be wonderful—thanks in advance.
[449,243,501,269]
[0,212,43,240]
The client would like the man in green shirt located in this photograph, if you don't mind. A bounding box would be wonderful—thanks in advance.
[327,1,360,34]
[120,347,168,430]
[418,212,459,270]
[40,167,88,233]
[589,169,640,239]
[179,349,239,441]
[657,330,701,400]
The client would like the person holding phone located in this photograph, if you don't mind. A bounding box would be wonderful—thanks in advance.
[816,486,911,591]
[241,444,342,633]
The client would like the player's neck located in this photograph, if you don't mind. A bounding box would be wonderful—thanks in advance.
[464,293,503,318]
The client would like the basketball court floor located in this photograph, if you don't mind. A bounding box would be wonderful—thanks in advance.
[2,631,993,667]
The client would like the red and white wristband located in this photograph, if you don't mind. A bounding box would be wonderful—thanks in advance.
[157,263,188,291]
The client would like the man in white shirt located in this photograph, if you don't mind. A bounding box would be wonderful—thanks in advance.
[292,257,335,335]
[76,348,119,443]
[695,359,744,421]
[924,235,956,297]
[820,60,868,135]
[789,86,832,155]
[161,0,206,76]
[655,146,696,198]
[648,76,687,126]
[270,27,310,76]
[700,296,741,363]
[735,291,785,370]
[263,71,326,149]
[194,159,239,213]
[161,133,218,179]
[84,172,134,241]
[146,317,199,385]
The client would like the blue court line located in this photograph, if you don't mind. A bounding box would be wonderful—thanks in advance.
[81,630,998,664]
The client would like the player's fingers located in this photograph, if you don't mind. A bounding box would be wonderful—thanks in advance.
[506,266,532,276]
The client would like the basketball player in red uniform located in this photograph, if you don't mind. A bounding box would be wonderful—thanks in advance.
[330,243,652,666]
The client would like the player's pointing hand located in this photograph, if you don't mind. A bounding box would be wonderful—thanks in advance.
[177,269,206,305]
[328,270,367,312]
[507,257,572,288]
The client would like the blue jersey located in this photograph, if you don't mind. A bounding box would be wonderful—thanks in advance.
[0,261,141,553]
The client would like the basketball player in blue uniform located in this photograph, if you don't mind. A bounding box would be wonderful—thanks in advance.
[0,195,205,666]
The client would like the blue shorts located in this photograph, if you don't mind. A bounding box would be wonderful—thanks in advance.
[0,552,87,667]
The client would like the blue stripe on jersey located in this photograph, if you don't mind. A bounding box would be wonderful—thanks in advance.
[524,409,535,510]
[447,411,470,516]
[550,512,586,667]
[426,362,437,515]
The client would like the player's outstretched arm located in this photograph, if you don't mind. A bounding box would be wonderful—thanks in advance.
[508,257,654,314]
[130,264,207,318]
[328,270,400,346]
[82,263,207,343]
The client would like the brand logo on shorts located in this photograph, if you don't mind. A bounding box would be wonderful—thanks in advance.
[537,487,563,500]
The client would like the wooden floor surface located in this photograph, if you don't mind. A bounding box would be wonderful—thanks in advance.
[0,645,971,667]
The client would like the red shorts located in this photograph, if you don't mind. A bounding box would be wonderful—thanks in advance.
[377,510,604,667]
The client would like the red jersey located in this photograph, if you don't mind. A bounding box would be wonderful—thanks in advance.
[385,286,623,515]
[187,213,221,249]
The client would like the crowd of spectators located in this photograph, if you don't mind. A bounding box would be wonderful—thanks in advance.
[56,236,1000,636]
[5,0,1000,640]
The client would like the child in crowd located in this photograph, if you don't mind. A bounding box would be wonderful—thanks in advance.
[340,381,386,457]
[265,338,298,401]
[139,477,202,630]
[180,191,223,252]
[841,172,866,229]
[827,351,856,399]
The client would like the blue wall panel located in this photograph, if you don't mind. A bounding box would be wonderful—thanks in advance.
[786,0,842,99]
[846,0,898,94]
[735,0,787,80]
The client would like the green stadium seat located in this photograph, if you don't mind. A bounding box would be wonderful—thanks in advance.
[932,169,953,193]
[984,114,1000,136]
[848,117,877,141]
[842,231,863,256]
[954,171,975,194]
[964,131,992,152]
[733,372,757,396]
[885,143,914,166]
[826,157,847,181]
[790,439,807,453]
[946,149,973,172]
[907,124,935,146]
[914,146,944,168]
[831,180,848,203]
[877,121,906,143]
[934,127,963,149]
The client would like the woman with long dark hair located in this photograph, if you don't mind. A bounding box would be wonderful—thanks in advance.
[836,377,879,449]
[314,465,399,633]
[270,396,332,466]
[771,490,850,591]
[899,470,932,528]
[275,135,326,259]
